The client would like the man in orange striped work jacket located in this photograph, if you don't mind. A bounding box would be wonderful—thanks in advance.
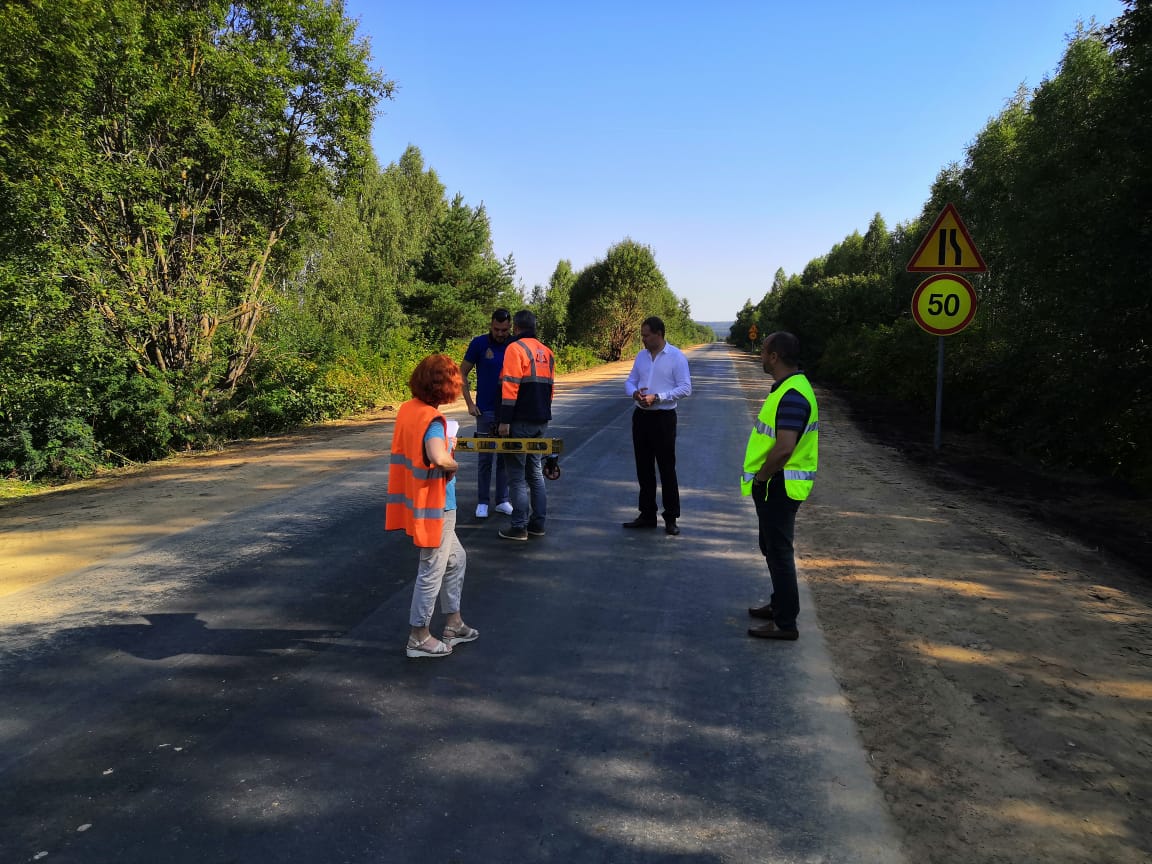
[495,310,555,542]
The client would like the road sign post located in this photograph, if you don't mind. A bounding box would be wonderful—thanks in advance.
[906,204,986,451]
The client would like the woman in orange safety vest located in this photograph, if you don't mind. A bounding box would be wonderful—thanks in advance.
[386,354,480,658]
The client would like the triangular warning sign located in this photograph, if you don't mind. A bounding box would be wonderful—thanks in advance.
[906,203,987,273]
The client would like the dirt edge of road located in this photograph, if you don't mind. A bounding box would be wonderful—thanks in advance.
[835,384,1152,578]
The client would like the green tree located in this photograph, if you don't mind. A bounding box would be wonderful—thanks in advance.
[370,146,448,285]
[800,256,827,287]
[727,299,758,348]
[823,231,867,278]
[403,195,519,342]
[568,238,671,360]
[862,213,892,276]
[536,259,575,348]
[2,0,388,387]
[0,0,389,477]
[271,180,403,361]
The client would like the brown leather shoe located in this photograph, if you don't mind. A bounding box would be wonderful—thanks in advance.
[748,622,799,640]
[748,603,775,620]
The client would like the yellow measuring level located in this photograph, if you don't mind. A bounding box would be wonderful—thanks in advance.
[455,437,564,454]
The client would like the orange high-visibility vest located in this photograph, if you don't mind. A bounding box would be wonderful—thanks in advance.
[386,399,449,547]
[499,336,554,423]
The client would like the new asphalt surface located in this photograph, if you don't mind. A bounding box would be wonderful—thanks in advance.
[0,343,907,863]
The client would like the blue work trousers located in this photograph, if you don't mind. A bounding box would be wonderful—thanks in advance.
[475,410,508,506]
[503,421,548,531]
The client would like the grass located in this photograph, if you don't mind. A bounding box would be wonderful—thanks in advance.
[0,479,55,502]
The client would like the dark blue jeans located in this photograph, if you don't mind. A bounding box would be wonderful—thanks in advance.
[752,480,802,630]
[503,421,548,530]
[475,410,508,506]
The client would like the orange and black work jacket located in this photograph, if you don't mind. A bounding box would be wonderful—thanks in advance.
[386,399,449,548]
[498,331,554,424]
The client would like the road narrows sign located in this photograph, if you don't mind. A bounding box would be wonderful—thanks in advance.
[906,203,987,273]
[911,274,978,336]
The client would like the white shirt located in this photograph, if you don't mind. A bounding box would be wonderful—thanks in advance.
[624,342,692,410]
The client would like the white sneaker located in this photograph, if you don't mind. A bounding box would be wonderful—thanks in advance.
[494,501,514,516]
[475,503,489,518]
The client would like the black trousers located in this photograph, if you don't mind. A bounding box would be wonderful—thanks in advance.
[631,408,679,519]
[752,479,802,630]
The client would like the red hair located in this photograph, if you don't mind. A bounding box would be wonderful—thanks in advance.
[408,354,463,406]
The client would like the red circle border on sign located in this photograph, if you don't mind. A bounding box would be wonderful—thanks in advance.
[911,274,978,336]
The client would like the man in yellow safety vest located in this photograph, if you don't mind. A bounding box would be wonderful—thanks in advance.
[741,331,819,640]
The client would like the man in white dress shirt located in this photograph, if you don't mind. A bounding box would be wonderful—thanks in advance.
[622,316,693,535]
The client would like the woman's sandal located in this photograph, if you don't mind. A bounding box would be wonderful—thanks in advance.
[406,634,452,658]
[442,622,479,646]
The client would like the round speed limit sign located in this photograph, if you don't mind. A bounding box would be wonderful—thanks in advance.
[911,274,977,336]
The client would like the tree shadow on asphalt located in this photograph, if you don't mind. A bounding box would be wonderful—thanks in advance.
[50,612,356,661]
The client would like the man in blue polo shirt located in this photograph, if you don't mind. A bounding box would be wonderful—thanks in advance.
[460,309,513,519]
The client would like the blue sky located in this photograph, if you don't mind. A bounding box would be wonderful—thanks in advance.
[342,0,1125,321]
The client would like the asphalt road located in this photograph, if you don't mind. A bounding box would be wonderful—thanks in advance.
[0,343,906,863]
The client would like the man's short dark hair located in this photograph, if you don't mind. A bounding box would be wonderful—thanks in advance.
[765,331,801,366]
[491,308,511,323]
[641,316,665,337]
[513,310,536,332]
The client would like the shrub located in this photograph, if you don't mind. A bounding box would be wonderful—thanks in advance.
[97,369,176,463]
[554,344,601,375]
[41,416,98,480]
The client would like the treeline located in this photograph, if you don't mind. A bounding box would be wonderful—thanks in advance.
[730,3,1152,490]
[0,1,710,482]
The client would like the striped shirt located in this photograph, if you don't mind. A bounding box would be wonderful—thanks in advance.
[767,373,811,498]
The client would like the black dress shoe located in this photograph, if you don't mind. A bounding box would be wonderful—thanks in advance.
[748,603,775,620]
[622,516,658,529]
[664,518,680,535]
[748,622,799,640]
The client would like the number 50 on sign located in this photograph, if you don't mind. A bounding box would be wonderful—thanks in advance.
[911,274,977,336]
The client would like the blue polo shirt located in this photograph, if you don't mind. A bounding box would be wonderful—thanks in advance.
[463,334,509,413]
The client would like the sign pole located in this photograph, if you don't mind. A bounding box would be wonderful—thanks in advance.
[934,336,944,451]
[906,204,987,454]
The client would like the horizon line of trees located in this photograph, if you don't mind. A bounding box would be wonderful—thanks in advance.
[0,0,710,483]
[730,2,1152,491]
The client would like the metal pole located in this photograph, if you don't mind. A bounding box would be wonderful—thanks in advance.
[934,336,944,451]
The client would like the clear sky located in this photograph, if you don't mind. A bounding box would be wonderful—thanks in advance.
[342,0,1125,321]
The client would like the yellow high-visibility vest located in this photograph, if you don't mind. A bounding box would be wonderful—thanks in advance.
[741,373,819,501]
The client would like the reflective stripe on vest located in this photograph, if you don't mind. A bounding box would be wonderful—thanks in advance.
[389,451,447,481]
[501,337,555,418]
[385,492,445,521]
[511,340,553,383]
[385,399,448,547]
[741,373,819,502]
